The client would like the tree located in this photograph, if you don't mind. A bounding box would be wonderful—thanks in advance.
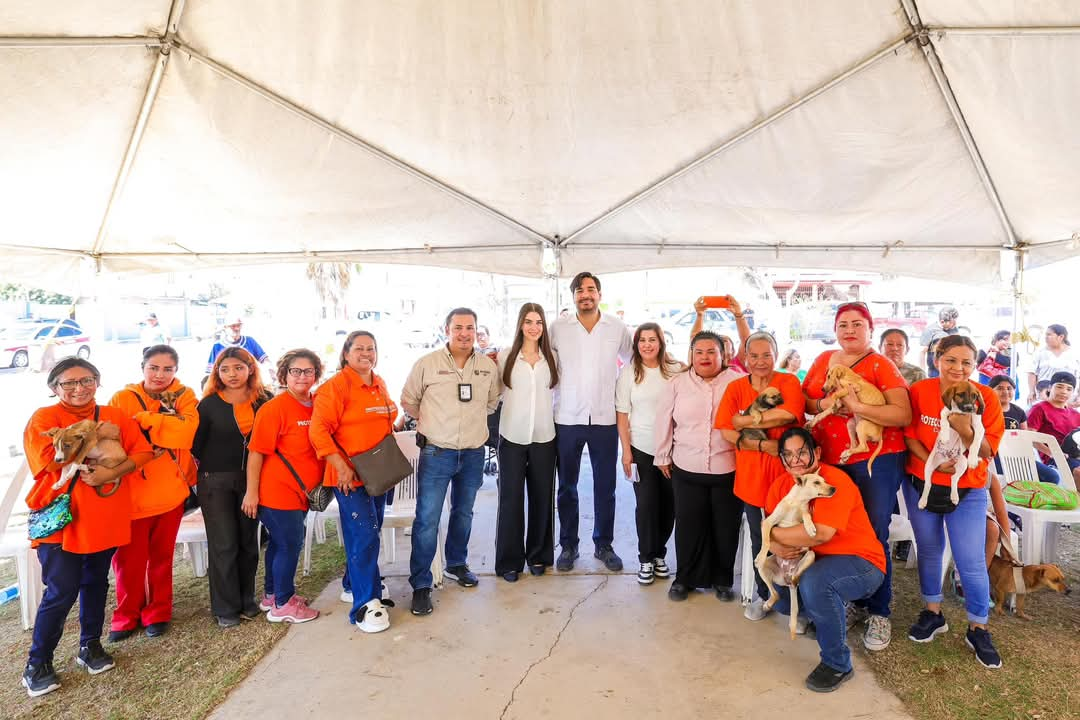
[0,283,73,304]
[306,262,352,320]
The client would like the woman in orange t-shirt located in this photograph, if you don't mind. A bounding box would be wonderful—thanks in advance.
[21,358,154,698]
[801,302,911,651]
[108,345,199,642]
[309,330,397,633]
[241,349,325,624]
[715,331,804,620]
[902,335,1005,669]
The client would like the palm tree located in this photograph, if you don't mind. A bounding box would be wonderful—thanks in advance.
[306,262,352,320]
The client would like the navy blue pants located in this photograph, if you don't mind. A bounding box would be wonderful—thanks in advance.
[29,544,116,664]
[555,423,618,551]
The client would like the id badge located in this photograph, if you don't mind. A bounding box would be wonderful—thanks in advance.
[458,383,473,402]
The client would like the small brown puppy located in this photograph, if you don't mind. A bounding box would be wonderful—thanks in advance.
[44,420,128,496]
[156,388,185,415]
[806,365,886,474]
[738,387,785,447]
[989,555,1071,619]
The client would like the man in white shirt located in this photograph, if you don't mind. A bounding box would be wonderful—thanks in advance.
[549,272,633,572]
[140,312,170,353]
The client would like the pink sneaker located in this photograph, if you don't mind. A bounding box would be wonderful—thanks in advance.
[258,594,276,612]
[266,595,319,624]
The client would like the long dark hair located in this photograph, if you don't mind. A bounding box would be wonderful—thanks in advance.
[502,303,558,389]
[631,322,681,383]
[1049,323,1070,347]
[202,347,264,399]
[339,330,377,370]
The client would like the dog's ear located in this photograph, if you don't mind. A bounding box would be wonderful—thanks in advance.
[973,387,985,414]
[941,384,956,407]
[794,474,806,486]
[42,428,61,438]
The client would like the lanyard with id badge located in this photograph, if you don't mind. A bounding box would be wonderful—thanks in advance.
[459,382,472,402]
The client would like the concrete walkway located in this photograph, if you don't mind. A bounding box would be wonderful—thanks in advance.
[210,457,911,720]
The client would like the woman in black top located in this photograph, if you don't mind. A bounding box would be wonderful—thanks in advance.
[192,348,271,627]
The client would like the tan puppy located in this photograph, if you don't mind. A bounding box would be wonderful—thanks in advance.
[44,420,128,497]
[989,555,1070,620]
[756,473,837,639]
[806,365,886,474]
[155,387,186,415]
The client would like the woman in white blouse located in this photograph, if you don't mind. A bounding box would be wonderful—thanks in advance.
[495,303,560,582]
[616,322,685,585]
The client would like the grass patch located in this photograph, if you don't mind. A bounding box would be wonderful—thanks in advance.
[864,541,1080,720]
[0,526,346,720]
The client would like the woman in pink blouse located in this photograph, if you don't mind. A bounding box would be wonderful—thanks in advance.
[654,331,744,602]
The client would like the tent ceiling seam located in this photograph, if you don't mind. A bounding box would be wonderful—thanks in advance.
[0,36,164,48]
[172,40,554,249]
[900,0,1019,249]
[557,32,914,247]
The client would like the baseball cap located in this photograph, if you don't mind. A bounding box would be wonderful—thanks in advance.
[1050,371,1077,389]
[146,312,157,320]
[939,307,959,323]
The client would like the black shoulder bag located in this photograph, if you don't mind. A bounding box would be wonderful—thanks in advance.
[275,450,334,512]
[331,387,412,497]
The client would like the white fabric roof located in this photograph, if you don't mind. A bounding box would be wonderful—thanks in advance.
[2,0,1079,283]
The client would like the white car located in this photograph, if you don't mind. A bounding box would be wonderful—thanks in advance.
[1,320,89,370]
[25,320,92,372]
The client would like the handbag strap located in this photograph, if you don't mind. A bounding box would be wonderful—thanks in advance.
[848,351,874,371]
[275,449,309,493]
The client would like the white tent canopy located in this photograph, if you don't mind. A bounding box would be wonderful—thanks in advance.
[2,0,1079,283]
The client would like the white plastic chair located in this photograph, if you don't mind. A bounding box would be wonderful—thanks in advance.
[175,508,209,578]
[998,429,1080,564]
[382,431,445,587]
[0,463,44,630]
[738,515,755,604]
[301,498,344,576]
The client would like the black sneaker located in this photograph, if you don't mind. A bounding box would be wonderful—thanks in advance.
[216,615,241,628]
[908,609,948,643]
[528,564,546,576]
[668,582,690,602]
[107,628,137,643]
[714,586,735,602]
[556,547,579,572]
[892,540,911,562]
[22,661,60,698]
[444,565,479,587]
[805,662,853,693]
[594,546,623,572]
[411,588,433,616]
[966,627,1003,669]
[75,640,115,675]
[145,622,169,638]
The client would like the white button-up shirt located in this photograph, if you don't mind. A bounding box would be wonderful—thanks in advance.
[550,312,632,426]
[497,349,556,444]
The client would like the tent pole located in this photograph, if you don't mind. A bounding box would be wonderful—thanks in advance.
[930,26,1080,37]
[0,36,164,48]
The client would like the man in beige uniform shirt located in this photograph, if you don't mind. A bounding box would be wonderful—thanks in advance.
[403,308,500,616]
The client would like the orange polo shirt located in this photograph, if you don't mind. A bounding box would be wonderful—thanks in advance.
[715,372,805,507]
[248,393,325,510]
[309,367,398,488]
[905,379,1004,490]
[765,464,886,574]
[109,381,198,519]
[24,402,154,553]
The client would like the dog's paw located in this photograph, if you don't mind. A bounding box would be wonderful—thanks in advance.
[805,525,817,537]
[950,489,960,505]
[917,498,928,510]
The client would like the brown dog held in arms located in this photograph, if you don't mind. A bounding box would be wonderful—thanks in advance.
[988,540,1071,619]
[154,388,186,416]
[756,472,837,638]
[805,365,886,474]
[44,420,128,497]
[738,386,785,447]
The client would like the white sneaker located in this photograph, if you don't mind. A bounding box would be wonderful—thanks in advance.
[637,561,655,585]
[863,614,892,651]
[744,598,768,622]
[652,557,671,578]
[356,599,390,634]
[340,589,353,604]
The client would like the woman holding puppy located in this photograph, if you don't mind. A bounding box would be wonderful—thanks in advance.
[801,302,911,652]
[21,358,155,698]
[903,334,1005,668]
[107,345,199,642]
[715,331,805,622]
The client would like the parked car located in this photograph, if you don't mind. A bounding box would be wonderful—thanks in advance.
[24,320,92,372]
[1,320,88,370]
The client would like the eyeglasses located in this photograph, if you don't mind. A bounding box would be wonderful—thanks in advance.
[779,447,812,465]
[836,301,869,314]
[287,368,317,378]
[56,377,97,391]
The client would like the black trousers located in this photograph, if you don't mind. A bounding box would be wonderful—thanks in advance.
[495,437,556,574]
[671,466,741,589]
[198,471,260,619]
[630,447,675,563]
[743,504,769,600]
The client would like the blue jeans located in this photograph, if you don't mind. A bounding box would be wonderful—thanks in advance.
[335,488,384,623]
[341,491,387,595]
[774,555,883,673]
[258,506,306,607]
[409,445,485,590]
[837,452,904,617]
[30,544,116,664]
[993,456,1059,484]
[555,423,619,550]
[901,479,990,624]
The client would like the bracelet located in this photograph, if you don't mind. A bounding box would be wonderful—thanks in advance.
[733,312,744,319]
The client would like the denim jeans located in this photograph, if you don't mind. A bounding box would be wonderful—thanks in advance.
[409,445,485,590]
[555,423,618,550]
[837,452,905,617]
[341,491,387,595]
[258,506,306,607]
[335,488,383,623]
[30,544,116,664]
[902,479,990,624]
[777,555,884,673]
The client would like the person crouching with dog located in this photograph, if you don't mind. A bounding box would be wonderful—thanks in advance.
[21,358,155,698]
[108,345,199,642]
[764,427,885,692]
[903,335,1005,669]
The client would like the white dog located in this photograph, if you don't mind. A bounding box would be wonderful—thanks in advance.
[920,382,985,508]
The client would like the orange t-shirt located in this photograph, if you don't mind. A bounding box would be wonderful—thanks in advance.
[802,350,908,465]
[714,372,805,507]
[904,379,1004,489]
[310,368,398,488]
[765,464,886,574]
[248,393,325,510]
[23,403,153,553]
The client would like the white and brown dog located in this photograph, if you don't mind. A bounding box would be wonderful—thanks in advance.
[805,365,886,475]
[44,420,128,496]
[920,382,985,509]
[756,473,837,639]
